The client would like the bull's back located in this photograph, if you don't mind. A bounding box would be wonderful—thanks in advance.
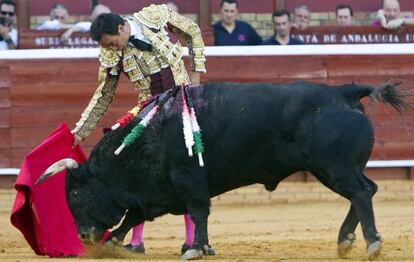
[190,82,373,195]
[198,82,352,134]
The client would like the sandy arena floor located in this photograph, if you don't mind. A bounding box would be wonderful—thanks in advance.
[1,191,413,262]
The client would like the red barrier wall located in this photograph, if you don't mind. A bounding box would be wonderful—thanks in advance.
[0,52,413,180]
[1,54,414,164]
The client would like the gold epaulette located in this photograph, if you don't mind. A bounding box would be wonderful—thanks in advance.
[98,47,121,68]
[134,4,170,30]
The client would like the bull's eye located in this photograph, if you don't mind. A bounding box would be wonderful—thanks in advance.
[72,190,78,198]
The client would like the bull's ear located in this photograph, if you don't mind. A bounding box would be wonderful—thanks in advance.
[35,158,79,186]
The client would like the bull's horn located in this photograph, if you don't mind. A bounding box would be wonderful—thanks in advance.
[34,158,79,186]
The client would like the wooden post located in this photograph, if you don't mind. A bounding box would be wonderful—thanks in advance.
[17,0,30,30]
[91,0,99,11]
[199,0,211,30]
[199,0,213,45]
[273,0,287,11]
[0,65,11,168]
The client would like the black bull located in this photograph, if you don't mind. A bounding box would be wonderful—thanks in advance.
[37,81,407,260]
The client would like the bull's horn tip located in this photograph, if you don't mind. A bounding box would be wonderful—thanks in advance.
[34,173,50,186]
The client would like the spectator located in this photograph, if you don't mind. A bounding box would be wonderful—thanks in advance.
[165,1,179,12]
[37,3,72,30]
[336,4,354,27]
[292,5,310,30]
[0,0,17,50]
[213,0,262,46]
[60,4,111,42]
[374,0,414,29]
[379,0,400,23]
[262,10,303,45]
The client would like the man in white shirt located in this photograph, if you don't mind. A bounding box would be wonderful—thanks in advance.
[0,0,17,50]
[375,0,414,29]
[60,4,111,42]
[37,3,72,31]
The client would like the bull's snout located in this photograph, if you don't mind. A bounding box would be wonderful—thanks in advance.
[78,227,101,244]
[78,232,94,245]
[79,232,89,241]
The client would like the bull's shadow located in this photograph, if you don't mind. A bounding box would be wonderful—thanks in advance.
[37,81,408,260]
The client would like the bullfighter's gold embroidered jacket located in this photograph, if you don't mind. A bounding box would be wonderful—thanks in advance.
[73,4,206,139]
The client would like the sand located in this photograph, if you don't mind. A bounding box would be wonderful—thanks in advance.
[1,191,413,261]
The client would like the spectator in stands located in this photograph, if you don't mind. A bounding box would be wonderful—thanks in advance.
[213,0,262,45]
[60,4,111,42]
[262,10,303,45]
[0,0,17,50]
[37,3,72,30]
[292,5,310,30]
[165,1,179,12]
[336,4,354,27]
[376,0,400,27]
[374,0,414,29]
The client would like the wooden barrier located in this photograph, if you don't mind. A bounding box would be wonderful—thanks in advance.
[0,47,413,181]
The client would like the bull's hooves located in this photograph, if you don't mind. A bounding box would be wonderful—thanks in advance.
[367,241,382,260]
[202,245,216,256]
[103,240,116,249]
[337,239,353,258]
[103,239,123,251]
[338,233,356,258]
[181,244,190,255]
[124,243,145,253]
[181,249,203,260]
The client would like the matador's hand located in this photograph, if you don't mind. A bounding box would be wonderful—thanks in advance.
[190,71,200,85]
[71,130,83,147]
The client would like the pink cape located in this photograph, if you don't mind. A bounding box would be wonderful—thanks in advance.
[10,123,86,257]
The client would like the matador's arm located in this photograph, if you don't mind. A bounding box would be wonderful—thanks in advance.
[72,54,120,139]
[166,8,206,73]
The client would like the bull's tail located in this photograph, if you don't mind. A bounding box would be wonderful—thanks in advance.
[339,81,410,114]
[369,81,409,114]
